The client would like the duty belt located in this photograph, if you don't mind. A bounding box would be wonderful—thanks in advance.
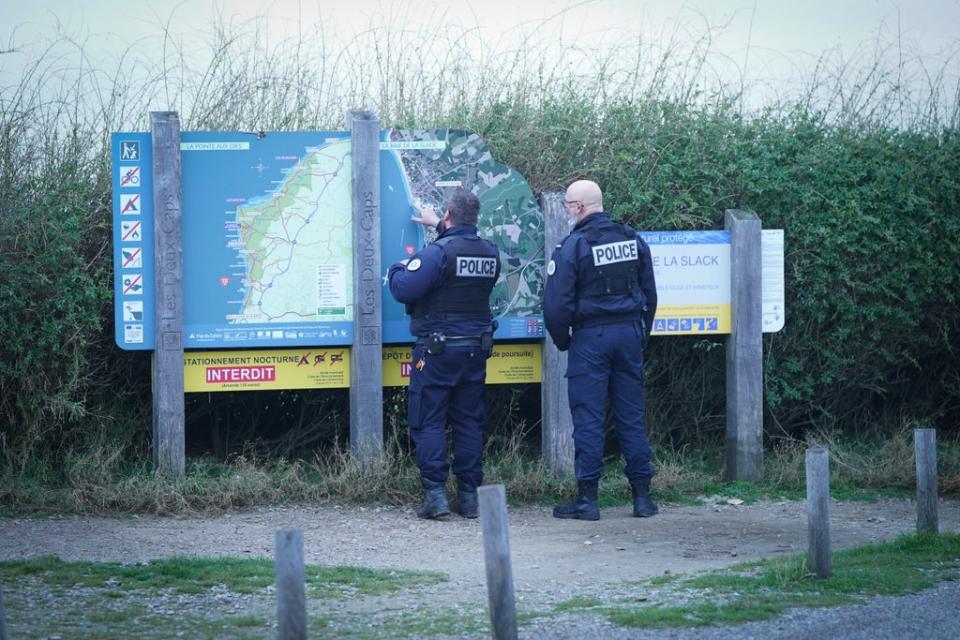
[572,313,641,330]
[416,336,483,348]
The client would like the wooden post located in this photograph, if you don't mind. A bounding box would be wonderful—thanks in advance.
[150,111,185,477]
[348,109,383,465]
[724,209,763,481]
[478,485,518,640]
[540,192,575,477]
[805,447,831,578]
[915,428,938,534]
[275,528,307,640]
[0,584,9,640]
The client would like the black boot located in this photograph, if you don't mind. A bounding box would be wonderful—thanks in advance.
[553,480,600,521]
[417,486,451,520]
[455,483,478,519]
[631,479,658,518]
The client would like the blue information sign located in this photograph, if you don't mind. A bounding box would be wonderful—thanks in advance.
[112,130,544,350]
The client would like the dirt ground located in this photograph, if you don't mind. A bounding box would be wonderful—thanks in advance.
[2,496,958,604]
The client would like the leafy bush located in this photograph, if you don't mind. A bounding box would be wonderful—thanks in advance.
[1,20,958,483]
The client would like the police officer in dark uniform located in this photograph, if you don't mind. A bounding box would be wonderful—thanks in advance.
[388,188,501,520]
[544,179,658,520]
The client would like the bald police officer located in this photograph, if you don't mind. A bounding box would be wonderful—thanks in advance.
[544,179,658,520]
[388,188,501,520]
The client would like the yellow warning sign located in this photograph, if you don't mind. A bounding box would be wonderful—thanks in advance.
[382,344,541,387]
[184,349,349,392]
[185,344,541,392]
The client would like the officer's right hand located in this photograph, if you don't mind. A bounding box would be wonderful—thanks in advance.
[411,204,441,229]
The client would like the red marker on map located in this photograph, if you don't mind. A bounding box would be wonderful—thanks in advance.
[405,245,415,256]
[219,277,229,287]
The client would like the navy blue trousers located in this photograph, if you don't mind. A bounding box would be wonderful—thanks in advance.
[566,321,654,484]
[407,344,488,488]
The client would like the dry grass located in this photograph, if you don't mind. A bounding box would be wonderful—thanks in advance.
[4,426,956,516]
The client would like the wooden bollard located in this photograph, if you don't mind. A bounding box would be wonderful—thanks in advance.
[915,428,939,534]
[478,485,518,640]
[275,528,307,640]
[0,584,9,640]
[805,447,831,578]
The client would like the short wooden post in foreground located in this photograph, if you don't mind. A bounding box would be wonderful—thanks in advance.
[915,428,939,534]
[478,485,518,640]
[805,447,831,578]
[275,528,307,640]
[724,209,763,481]
[540,191,575,477]
[0,584,9,640]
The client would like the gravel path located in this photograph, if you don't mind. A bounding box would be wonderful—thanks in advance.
[1,497,958,638]
[522,579,960,639]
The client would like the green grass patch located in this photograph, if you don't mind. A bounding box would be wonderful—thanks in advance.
[702,480,802,503]
[603,532,960,629]
[553,596,604,612]
[0,555,446,599]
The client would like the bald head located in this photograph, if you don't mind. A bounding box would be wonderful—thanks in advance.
[564,180,604,221]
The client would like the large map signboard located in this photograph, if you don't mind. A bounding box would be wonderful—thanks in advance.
[112,130,545,350]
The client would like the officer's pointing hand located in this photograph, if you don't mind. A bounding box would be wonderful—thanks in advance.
[411,204,442,229]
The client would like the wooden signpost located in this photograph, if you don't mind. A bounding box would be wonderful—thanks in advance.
[150,111,185,478]
[138,116,774,483]
[724,209,763,481]
[539,192,575,477]
[348,109,384,465]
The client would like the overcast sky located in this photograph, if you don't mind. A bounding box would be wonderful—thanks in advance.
[3,0,959,114]
[5,0,959,53]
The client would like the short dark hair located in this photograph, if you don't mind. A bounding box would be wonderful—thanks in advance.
[445,187,480,226]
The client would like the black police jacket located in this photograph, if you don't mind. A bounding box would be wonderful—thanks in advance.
[388,225,501,338]
[544,212,657,350]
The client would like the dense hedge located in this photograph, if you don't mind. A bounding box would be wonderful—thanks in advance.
[1,97,958,463]
[470,99,960,441]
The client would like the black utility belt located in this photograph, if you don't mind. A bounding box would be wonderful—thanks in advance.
[416,331,492,354]
[573,315,641,330]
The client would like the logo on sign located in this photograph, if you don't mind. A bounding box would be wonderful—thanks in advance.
[122,273,143,295]
[123,300,144,321]
[456,256,497,278]
[120,140,140,161]
[119,166,141,187]
[122,247,142,268]
[120,193,140,215]
[592,240,638,266]
[121,220,141,241]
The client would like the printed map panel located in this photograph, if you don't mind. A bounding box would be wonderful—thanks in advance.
[380,129,545,343]
[180,132,354,348]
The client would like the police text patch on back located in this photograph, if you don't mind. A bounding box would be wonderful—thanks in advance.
[456,256,498,277]
[592,240,638,266]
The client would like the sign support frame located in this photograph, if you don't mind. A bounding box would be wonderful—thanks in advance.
[150,111,185,477]
[348,109,384,465]
[725,208,763,481]
[540,193,575,477]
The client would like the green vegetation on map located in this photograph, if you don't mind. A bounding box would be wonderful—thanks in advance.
[389,129,544,317]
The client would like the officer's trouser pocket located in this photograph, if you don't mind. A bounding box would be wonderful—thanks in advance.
[407,389,422,431]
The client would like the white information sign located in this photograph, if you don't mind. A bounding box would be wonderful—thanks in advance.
[639,229,784,335]
[761,230,785,332]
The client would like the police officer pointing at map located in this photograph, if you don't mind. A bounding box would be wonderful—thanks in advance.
[388,188,501,520]
[544,179,658,520]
